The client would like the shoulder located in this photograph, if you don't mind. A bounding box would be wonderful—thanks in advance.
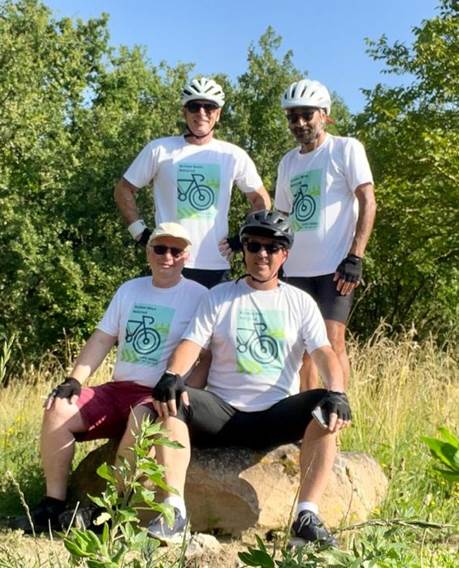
[113,276,150,297]
[279,147,300,165]
[181,277,208,296]
[328,134,364,152]
[279,281,317,307]
[211,139,249,158]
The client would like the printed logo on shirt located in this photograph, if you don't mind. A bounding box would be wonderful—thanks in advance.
[235,309,285,375]
[176,163,220,219]
[121,303,175,367]
[289,169,322,231]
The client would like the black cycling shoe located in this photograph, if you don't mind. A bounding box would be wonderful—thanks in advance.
[59,505,107,533]
[8,496,66,534]
[290,510,337,547]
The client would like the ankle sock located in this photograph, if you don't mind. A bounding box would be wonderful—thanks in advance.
[164,495,186,519]
[296,501,319,517]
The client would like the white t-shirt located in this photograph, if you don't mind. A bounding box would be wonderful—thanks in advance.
[275,134,373,277]
[183,279,329,411]
[97,276,207,386]
[123,136,263,270]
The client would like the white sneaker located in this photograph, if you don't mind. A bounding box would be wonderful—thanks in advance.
[147,507,189,545]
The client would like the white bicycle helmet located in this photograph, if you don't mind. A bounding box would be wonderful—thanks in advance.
[181,77,225,108]
[281,79,331,114]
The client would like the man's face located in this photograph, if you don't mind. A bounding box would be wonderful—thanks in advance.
[147,236,189,284]
[286,106,326,146]
[243,235,288,282]
[183,99,221,137]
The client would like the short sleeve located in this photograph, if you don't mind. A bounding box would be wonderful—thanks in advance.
[274,155,293,213]
[234,149,263,194]
[123,141,161,189]
[342,138,374,193]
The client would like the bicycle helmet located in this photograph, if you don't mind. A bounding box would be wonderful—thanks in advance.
[281,79,331,114]
[239,210,294,249]
[181,77,225,108]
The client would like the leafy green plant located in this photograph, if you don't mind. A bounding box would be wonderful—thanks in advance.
[64,418,184,567]
[422,427,459,483]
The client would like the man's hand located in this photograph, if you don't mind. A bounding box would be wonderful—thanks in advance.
[314,391,352,433]
[334,254,362,296]
[218,234,241,261]
[45,377,81,410]
[152,371,189,418]
[137,227,152,247]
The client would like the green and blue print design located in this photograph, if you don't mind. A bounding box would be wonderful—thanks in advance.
[121,303,175,367]
[289,169,322,231]
[176,162,220,219]
[235,309,285,375]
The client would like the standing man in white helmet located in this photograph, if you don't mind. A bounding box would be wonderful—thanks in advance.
[114,77,271,288]
[275,79,376,389]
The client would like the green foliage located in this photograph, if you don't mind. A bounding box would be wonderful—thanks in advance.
[352,0,459,341]
[64,418,185,567]
[422,427,459,483]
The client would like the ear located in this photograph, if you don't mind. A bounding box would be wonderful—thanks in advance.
[215,108,222,123]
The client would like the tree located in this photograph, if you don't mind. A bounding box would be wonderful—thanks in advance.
[351,0,459,341]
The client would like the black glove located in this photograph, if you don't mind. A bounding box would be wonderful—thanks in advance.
[137,227,152,247]
[316,391,352,425]
[51,377,81,400]
[152,371,186,405]
[226,234,242,252]
[335,254,362,283]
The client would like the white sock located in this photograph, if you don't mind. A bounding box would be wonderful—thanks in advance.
[164,495,186,519]
[296,501,319,517]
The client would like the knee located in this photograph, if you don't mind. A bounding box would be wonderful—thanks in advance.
[43,398,79,425]
[326,326,346,355]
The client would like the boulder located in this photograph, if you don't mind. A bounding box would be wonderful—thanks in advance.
[68,442,388,536]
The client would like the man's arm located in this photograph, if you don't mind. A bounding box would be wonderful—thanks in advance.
[334,182,376,296]
[310,345,350,433]
[185,348,211,389]
[114,177,141,226]
[310,345,345,393]
[152,339,204,417]
[45,330,117,410]
[246,186,271,211]
[349,183,376,258]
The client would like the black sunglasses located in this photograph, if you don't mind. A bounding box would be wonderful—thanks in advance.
[185,101,219,114]
[286,109,319,124]
[244,241,285,254]
[150,244,185,258]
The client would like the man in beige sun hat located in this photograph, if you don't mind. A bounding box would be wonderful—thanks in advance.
[10,222,208,534]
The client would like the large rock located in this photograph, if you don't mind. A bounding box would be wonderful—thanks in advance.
[68,442,388,536]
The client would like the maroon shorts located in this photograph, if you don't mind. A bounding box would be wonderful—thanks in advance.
[74,381,153,442]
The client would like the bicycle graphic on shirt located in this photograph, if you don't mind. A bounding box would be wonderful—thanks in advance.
[236,320,279,365]
[177,172,215,210]
[125,315,161,355]
[292,181,316,223]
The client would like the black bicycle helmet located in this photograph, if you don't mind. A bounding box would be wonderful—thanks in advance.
[239,210,294,249]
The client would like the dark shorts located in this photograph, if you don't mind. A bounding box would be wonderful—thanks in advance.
[74,381,153,442]
[175,387,327,449]
[182,268,231,289]
[286,273,354,323]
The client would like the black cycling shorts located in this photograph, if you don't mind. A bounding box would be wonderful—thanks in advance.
[182,268,231,289]
[286,273,354,323]
[175,387,327,449]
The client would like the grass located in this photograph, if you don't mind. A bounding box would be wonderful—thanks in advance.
[0,330,458,566]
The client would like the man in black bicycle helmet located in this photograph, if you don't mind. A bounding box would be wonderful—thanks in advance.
[139,210,352,547]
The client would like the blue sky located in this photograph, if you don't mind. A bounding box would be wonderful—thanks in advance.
[45,0,439,114]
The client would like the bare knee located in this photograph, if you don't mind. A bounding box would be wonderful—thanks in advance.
[43,398,81,427]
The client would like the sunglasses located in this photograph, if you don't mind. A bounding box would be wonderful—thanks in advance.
[150,245,185,258]
[185,101,219,114]
[244,241,285,254]
[286,109,319,124]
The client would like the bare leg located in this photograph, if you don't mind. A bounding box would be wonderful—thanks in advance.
[117,406,190,498]
[325,320,349,389]
[41,399,87,501]
[298,420,337,503]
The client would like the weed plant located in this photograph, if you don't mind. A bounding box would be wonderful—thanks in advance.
[0,330,458,566]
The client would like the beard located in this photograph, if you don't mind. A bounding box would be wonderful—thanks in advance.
[293,123,324,146]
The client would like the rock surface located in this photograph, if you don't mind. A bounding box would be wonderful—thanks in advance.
[69,442,388,536]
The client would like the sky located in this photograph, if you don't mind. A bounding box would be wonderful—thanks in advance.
[44,0,440,114]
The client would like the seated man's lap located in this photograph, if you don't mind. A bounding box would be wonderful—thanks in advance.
[179,387,327,449]
[74,381,153,441]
